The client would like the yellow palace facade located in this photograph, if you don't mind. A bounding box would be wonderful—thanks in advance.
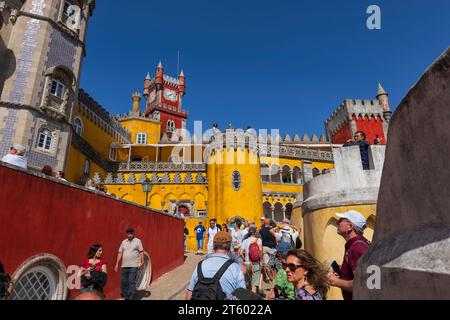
[61,64,389,299]
[63,64,336,248]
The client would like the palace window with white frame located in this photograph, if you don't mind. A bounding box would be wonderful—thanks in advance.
[109,144,117,161]
[74,117,83,135]
[37,128,53,151]
[136,133,147,145]
[50,79,65,100]
[63,0,75,16]
[197,210,207,218]
[61,0,81,32]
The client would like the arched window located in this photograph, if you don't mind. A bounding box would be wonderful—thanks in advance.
[61,0,82,32]
[232,171,242,191]
[282,165,292,184]
[293,166,302,184]
[263,202,272,219]
[285,203,293,220]
[74,117,83,135]
[313,168,321,178]
[260,163,270,183]
[270,165,281,183]
[37,128,53,151]
[135,252,152,291]
[167,120,176,133]
[9,254,68,300]
[274,202,284,223]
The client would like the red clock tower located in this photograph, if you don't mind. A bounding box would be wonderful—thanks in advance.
[143,62,188,140]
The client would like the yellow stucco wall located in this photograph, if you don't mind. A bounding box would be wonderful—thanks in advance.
[103,173,208,211]
[184,217,209,252]
[120,118,161,145]
[66,145,107,184]
[296,204,377,300]
[72,105,122,160]
[67,104,124,183]
[208,148,263,224]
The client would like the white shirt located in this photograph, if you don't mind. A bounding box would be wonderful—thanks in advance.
[1,154,27,170]
[279,231,299,246]
[241,236,262,263]
[207,227,219,246]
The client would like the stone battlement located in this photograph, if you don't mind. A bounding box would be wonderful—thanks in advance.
[302,145,386,213]
[163,75,181,87]
[78,89,132,143]
[325,98,385,136]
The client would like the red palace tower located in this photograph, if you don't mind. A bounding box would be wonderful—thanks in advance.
[325,84,393,145]
[143,62,188,140]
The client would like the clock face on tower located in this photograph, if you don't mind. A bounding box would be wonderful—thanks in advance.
[163,89,178,102]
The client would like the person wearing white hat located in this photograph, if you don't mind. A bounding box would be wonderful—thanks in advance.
[327,210,370,300]
[1,144,28,170]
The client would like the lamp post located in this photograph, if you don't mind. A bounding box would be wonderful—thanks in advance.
[142,178,153,208]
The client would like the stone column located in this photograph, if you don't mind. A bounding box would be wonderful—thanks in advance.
[302,161,314,183]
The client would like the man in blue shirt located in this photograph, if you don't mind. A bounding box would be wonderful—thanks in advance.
[344,131,371,170]
[194,221,206,255]
[186,231,246,299]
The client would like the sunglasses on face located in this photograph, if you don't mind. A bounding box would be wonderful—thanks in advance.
[283,263,304,272]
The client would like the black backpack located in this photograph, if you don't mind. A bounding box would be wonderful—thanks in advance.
[191,260,234,300]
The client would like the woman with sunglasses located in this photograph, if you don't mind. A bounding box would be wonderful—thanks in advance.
[284,250,329,300]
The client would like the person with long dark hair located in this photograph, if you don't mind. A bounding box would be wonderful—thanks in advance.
[284,250,329,300]
[79,244,108,296]
[0,262,11,300]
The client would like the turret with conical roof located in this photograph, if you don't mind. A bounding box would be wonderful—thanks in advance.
[179,70,186,96]
[143,73,152,99]
[377,83,393,134]
[155,61,164,90]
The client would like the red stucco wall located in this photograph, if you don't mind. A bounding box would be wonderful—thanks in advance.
[332,121,352,144]
[354,115,386,145]
[0,164,184,300]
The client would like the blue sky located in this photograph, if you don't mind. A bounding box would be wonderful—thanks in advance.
[80,0,450,137]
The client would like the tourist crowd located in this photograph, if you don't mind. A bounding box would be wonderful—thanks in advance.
[186,209,370,301]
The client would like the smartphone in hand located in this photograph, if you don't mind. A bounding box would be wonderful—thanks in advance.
[331,261,341,275]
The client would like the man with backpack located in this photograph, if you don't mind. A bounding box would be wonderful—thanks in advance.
[186,231,246,300]
[239,227,263,294]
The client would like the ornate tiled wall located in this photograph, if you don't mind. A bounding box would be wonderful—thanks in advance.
[0,108,18,157]
[9,0,45,104]
[35,27,79,109]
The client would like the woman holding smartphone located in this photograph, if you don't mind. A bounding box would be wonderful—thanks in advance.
[79,244,108,296]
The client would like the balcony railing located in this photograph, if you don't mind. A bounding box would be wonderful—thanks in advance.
[118,162,207,172]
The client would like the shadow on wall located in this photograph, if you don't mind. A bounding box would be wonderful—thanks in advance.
[0,16,17,98]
